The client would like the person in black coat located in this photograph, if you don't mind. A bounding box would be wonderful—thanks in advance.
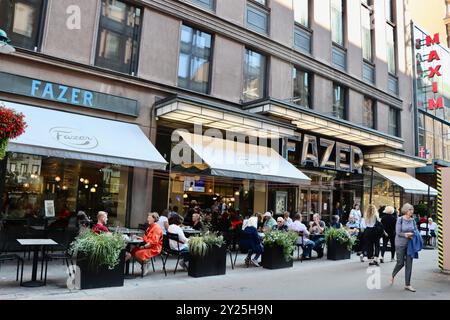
[380,205,397,262]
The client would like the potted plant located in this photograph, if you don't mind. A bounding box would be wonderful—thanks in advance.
[69,230,126,289]
[261,231,297,269]
[325,228,356,260]
[188,232,226,278]
[0,103,27,160]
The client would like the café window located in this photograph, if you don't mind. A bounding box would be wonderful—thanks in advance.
[333,83,346,120]
[178,24,212,94]
[292,67,311,109]
[95,0,142,75]
[0,0,45,50]
[243,48,266,102]
[1,153,130,227]
[388,107,399,137]
[363,97,375,129]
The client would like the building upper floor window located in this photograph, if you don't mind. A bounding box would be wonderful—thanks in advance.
[246,0,269,35]
[293,0,309,27]
[95,0,142,75]
[0,0,45,51]
[292,67,311,108]
[388,107,399,136]
[186,0,215,10]
[386,24,396,74]
[178,24,212,94]
[385,0,394,23]
[333,83,346,120]
[243,48,266,102]
[331,0,344,47]
[361,0,373,62]
[363,97,375,129]
[252,0,267,5]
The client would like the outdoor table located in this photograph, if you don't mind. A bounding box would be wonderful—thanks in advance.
[17,239,58,287]
[182,228,202,237]
[110,227,144,235]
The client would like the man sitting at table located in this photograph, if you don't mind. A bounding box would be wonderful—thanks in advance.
[191,213,204,231]
[126,212,163,274]
[92,211,110,234]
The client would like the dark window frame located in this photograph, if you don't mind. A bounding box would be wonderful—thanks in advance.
[95,0,143,75]
[361,0,375,63]
[177,23,214,94]
[185,0,216,11]
[332,83,347,120]
[242,47,268,103]
[363,96,376,129]
[292,66,312,109]
[331,0,347,48]
[388,106,400,137]
[0,0,47,51]
[246,0,270,35]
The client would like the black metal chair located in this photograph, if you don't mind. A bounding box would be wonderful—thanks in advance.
[40,228,76,284]
[295,231,304,262]
[131,234,166,277]
[0,254,24,284]
[161,233,189,274]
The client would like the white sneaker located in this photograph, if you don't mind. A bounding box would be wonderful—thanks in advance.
[251,259,261,267]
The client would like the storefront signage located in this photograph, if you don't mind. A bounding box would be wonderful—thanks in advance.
[415,33,444,110]
[49,127,99,150]
[0,72,139,116]
[287,134,364,174]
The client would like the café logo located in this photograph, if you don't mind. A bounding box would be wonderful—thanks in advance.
[49,127,98,149]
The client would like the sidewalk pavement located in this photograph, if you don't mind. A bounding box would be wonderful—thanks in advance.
[1,248,449,300]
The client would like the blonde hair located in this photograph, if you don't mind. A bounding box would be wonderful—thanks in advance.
[364,204,378,225]
[97,211,108,219]
[148,212,159,222]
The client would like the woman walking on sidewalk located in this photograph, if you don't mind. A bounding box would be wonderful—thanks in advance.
[362,204,383,266]
[390,203,417,292]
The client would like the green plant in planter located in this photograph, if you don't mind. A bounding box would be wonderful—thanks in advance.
[69,230,126,269]
[262,230,298,262]
[189,232,225,257]
[324,228,356,252]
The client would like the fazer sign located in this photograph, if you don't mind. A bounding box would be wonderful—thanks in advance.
[49,127,98,150]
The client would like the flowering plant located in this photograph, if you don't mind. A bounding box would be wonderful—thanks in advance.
[0,103,27,159]
[263,230,298,261]
[324,227,357,251]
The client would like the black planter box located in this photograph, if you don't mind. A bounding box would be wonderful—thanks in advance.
[188,245,227,278]
[261,245,293,269]
[76,249,125,289]
[327,239,351,260]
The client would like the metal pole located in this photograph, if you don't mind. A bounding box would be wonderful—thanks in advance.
[167,160,172,211]
[369,166,374,204]
[426,184,431,245]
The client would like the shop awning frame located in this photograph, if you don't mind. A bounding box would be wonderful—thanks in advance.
[373,167,438,196]
[364,150,428,169]
[5,101,167,170]
[174,131,311,185]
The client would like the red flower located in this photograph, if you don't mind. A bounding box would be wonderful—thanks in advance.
[0,105,27,140]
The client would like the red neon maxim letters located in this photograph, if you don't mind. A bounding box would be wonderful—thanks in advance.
[428,97,444,110]
[429,65,442,78]
[428,50,440,62]
[432,82,438,93]
[426,33,440,46]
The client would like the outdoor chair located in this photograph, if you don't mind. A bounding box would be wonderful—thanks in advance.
[131,234,167,277]
[0,253,24,285]
[295,231,304,262]
[161,233,188,275]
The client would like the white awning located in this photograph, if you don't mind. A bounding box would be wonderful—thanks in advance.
[374,167,437,196]
[175,131,310,184]
[5,101,167,170]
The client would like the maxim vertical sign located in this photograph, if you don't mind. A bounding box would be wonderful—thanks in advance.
[415,33,445,110]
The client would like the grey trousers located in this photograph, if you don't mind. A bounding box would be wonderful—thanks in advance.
[392,246,413,286]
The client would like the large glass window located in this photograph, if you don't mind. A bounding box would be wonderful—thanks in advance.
[333,83,346,119]
[1,153,130,227]
[361,1,373,62]
[385,0,393,22]
[178,24,212,94]
[331,0,344,46]
[388,107,399,136]
[293,0,309,27]
[243,49,266,102]
[434,120,443,160]
[246,1,269,34]
[187,0,215,10]
[0,0,45,50]
[95,0,141,74]
[292,67,310,108]
[386,24,396,74]
[363,97,375,129]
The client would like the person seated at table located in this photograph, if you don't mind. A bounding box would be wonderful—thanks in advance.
[126,212,163,273]
[91,211,110,234]
[289,213,314,259]
[330,215,343,229]
[157,210,169,235]
[239,216,263,267]
[283,211,293,227]
[276,217,288,231]
[345,214,360,236]
[262,212,276,232]
[168,215,189,269]
[309,213,326,236]
[191,213,203,231]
